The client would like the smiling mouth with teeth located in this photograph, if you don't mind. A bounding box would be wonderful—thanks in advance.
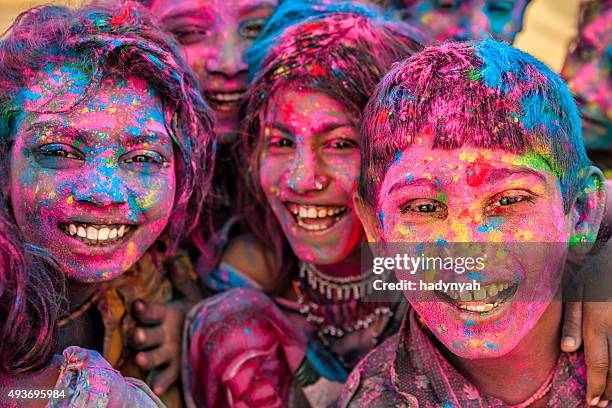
[205,91,245,111]
[284,202,349,232]
[59,223,133,245]
[437,282,519,314]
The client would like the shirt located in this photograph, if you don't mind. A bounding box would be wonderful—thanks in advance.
[340,308,588,408]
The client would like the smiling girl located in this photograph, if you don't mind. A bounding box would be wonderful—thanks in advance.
[182,3,424,407]
[0,2,214,404]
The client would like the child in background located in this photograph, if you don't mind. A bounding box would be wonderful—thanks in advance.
[182,3,425,407]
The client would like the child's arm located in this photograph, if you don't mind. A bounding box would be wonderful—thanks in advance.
[562,302,612,406]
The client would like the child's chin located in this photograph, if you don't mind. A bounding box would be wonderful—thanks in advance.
[447,339,519,360]
[65,266,125,283]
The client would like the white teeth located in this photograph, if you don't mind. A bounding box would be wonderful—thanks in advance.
[86,226,98,240]
[63,223,130,243]
[211,92,244,102]
[297,218,326,231]
[293,205,347,219]
[98,228,110,241]
[488,284,499,297]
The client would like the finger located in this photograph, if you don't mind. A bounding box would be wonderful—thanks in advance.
[129,326,165,350]
[135,347,172,371]
[132,300,167,325]
[601,338,612,401]
[561,302,583,352]
[585,323,609,405]
[151,361,180,396]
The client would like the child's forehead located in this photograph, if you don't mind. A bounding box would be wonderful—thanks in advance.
[18,61,159,113]
[379,143,556,193]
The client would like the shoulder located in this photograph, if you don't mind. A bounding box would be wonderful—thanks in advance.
[52,346,164,407]
[221,234,277,288]
[339,333,414,408]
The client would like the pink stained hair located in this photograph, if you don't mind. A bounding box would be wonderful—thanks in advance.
[0,1,216,253]
[236,2,425,293]
[359,40,591,212]
[0,200,66,377]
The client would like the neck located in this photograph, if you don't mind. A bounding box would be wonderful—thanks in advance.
[444,302,562,406]
[314,245,362,279]
[67,279,99,307]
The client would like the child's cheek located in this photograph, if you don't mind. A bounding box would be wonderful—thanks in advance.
[259,155,286,196]
[130,172,175,221]
[327,154,360,195]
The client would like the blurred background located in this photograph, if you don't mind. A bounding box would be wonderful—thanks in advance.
[0,0,580,72]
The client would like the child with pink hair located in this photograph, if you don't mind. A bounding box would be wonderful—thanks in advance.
[341,39,609,407]
[0,2,215,404]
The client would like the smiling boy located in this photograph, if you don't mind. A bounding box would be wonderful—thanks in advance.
[341,40,607,407]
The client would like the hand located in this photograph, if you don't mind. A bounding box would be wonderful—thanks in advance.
[130,299,188,396]
[561,302,612,407]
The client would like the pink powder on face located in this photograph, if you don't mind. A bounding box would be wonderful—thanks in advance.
[9,66,176,283]
[149,0,278,140]
[258,87,363,264]
[377,141,570,358]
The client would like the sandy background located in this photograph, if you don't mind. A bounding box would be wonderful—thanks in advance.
[0,0,581,71]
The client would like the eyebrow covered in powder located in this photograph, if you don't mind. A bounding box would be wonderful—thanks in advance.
[25,121,171,148]
[238,1,276,17]
[269,122,355,138]
[385,166,547,196]
[160,9,215,26]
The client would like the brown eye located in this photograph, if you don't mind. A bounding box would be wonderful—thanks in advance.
[327,139,358,150]
[499,196,525,206]
[172,27,211,45]
[401,199,448,219]
[239,18,268,40]
[268,137,295,148]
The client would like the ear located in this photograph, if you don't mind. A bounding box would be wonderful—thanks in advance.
[568,165,606,256]
[353,193,382,243]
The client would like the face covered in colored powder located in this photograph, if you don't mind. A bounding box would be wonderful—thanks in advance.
[400,0,529,42]
[8,63,176,283]
[561,2,611,150]
[259,88,363,265]
[149,0,277,141]
[366,140,577,358]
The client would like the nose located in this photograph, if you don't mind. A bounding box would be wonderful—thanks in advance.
[286,147,329,194]
[73,168,129,207]
[205,32,248,78]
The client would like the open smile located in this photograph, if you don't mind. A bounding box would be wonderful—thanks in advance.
[59,222,134,246]
[205,90,246,112]
[284,202,349,232]
[436,281,519,314]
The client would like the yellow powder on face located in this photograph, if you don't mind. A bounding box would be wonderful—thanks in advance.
[66,195,74,205]
[450,219,469,241]
[459,150,477,163]
[513,229,534,240]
